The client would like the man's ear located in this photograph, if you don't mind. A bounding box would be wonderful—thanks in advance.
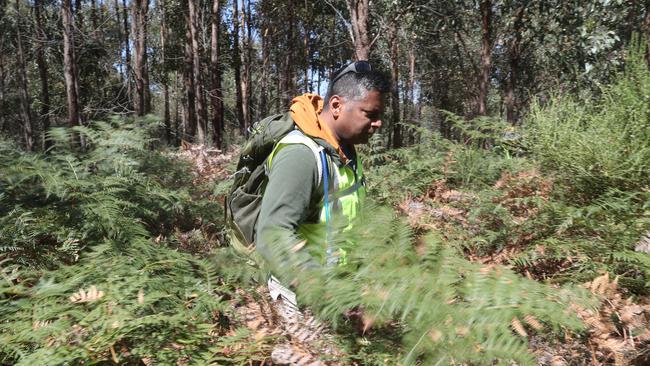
[329,95,343,118]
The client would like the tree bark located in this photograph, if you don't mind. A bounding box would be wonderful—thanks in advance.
[160,0,171,143]
[15,0,33,151]
[75,0,83,28]
[477,0,492,116]
[240,0,251,131]
[389,25,401,149]
[122,0,131,103]
[643,0,650,69]
[132,0,150,116]
[232,0,245,133]
[174,71,181,145]
[347,0,371,60]
[0,0,5,132]
[183,10,197,140]
[0,43,5,132]
[505,5,524,124]
[259,24,270,118]
[303,31,310,92]
[35,0,51,150]
[210,0,224,147]
[62,0,80,130]
[90,0,98,31]
[404,46,415,144]
[188,0,207,143]
[281,9,295,108]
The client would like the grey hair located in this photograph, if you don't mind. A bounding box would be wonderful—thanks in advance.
[325,69,389,105]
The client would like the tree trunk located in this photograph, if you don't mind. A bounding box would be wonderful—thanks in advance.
[188,0,207,143]
[160,0,171,143]
[404,46,415,145]
[0,0,5,132]
[643,0,650,69]
[347,0,370,60]
[174,71,181,145]
[505,5,524,124]
[15,0,33,151]
[477,0,492,116]
[232,0,245,133]
[240,0,251,131]
[389,25,401,149]
[183,11,197,140]
[259,24,270,118]
[90,0,98,29]
[303,32,310,92]
[0,43,5,132]
[122,0,131,103]
[132,0,150,116]
[34,0,51,150]
[114,0,122,82]
[281,9,295,108]
[62,0,80,130]
[210,0,224,148]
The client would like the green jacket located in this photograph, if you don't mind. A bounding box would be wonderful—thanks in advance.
[256,131,365,266]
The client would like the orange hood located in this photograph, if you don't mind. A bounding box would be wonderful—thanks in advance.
[289,93,346,162]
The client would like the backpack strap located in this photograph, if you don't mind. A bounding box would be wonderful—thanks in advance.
[267,129,327,187]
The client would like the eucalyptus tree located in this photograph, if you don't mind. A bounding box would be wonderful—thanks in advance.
[62,0,80,129]
[14,0,33,150]
[132,0,151,116]
[34,0,51,149]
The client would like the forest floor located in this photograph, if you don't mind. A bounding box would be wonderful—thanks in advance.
[177,144,650,366]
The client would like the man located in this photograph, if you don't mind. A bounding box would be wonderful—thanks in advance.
[256,61,389,267]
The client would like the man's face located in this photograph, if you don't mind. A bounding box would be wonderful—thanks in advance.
[332,90,385,145]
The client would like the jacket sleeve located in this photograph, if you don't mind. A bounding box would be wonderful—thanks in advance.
[255,143,320,266]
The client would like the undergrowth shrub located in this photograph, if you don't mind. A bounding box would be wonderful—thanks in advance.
[0,116,222,267]
[364,129,532,206]
[518,47,650,291]
[0,241,258,365]
[525,45,649,203]
[0,117,258,364]
[263,204,595,365]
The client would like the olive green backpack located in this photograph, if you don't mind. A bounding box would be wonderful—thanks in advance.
[225,113,327,259]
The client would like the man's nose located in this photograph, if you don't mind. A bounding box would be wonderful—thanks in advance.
[372,119,382,129]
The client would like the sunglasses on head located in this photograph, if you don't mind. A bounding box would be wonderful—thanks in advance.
[331,60,372,85]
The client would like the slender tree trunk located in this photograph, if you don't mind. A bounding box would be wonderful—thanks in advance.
[240,0,250,131]
[303,32,310,92]
[389,25,401,149]
[0,0,5,132]
[174,71,181,145]
[210,0,224,148]
[160,0,171,143]
[132,0,150,116]
[259,25,270,118]
[183,11,197,140]
[404,46,415,144]
[0,43,5,132]
[505,5,524,124]
[122,0,131,104]
[114,0,122,82]
[35,0,51,150]
[232,0,244,133]
[346,0,370,60]
[645,0,650,69]
[90,0,98,32]
[281,9,295,108]
[62,0,80,130]
[477,0,492,116]
[15,0,33,151]
[75,0,83,28]
[188,0,207,143]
